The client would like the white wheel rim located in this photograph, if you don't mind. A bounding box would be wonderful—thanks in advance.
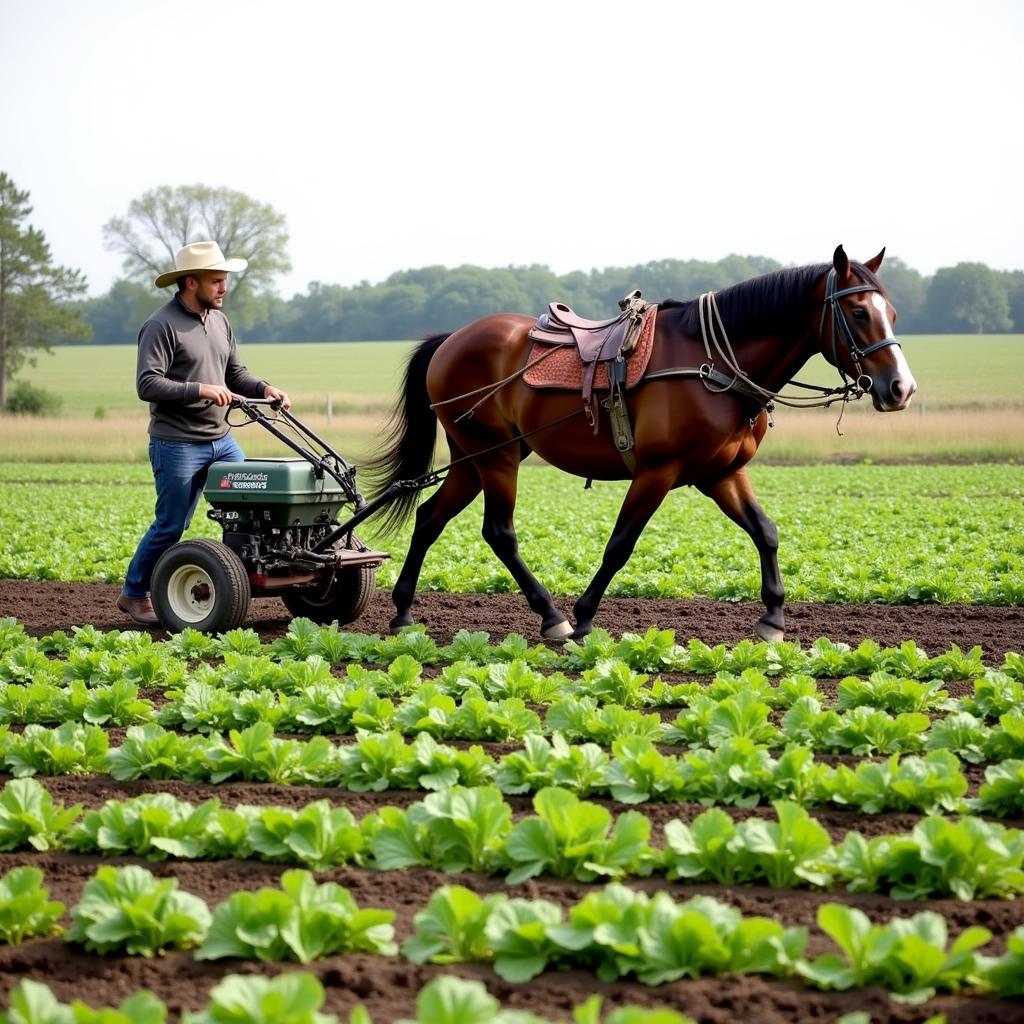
[165,564,217,624]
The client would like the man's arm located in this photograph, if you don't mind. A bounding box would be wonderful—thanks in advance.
[136,320,203,404]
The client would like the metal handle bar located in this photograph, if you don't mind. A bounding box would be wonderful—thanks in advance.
[230,395,282,408]
[227,396,362,506]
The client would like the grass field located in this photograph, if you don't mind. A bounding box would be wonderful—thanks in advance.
[2,336,1022,462]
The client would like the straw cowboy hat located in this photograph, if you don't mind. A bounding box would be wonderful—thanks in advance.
[154,241,248,289]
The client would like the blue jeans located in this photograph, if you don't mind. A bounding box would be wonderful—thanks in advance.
[124,434,246,597]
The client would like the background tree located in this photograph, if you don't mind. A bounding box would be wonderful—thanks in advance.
[103,184,291,329]
[0,171,89,410]
[925,263,1012,333]
[72,278,159,344]
[877,256,928,333]
[1000,270,1024,332]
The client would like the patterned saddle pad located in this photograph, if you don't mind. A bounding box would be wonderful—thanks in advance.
[523,304,658,391]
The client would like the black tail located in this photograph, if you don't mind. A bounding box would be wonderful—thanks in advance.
[363,333,450,536]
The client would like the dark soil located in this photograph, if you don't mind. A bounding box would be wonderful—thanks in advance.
[2,579,1023,659]
[2,579,1024,1022]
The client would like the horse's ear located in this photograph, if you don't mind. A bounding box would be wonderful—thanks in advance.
[833,244,850,280]
[864,248,886,273]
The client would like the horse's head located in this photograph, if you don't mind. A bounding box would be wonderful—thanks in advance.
[820,245,917,411]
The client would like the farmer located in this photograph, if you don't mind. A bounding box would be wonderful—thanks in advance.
[116,240,291,626]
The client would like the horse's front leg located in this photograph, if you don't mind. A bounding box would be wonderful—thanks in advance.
[700,467,785,642]
[572,468,676,638]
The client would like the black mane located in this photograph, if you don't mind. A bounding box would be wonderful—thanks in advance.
[660,262,887,339]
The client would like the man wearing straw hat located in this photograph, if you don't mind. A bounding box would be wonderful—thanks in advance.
[116,241,291,626]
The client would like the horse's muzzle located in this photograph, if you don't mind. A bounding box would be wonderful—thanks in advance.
[871,371,917,411]
[866,343,917,412]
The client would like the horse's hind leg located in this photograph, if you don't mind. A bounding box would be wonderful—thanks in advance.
[700,467,785,643]
[390,460,481,633]
[474,456,572,640]
[571,467,676,638]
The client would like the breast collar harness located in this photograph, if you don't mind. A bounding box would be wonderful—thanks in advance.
[821,268,902,392]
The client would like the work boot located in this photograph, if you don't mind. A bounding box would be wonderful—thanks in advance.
[116,591,159,627]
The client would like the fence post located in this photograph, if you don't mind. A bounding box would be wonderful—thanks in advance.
[326,393,333,425]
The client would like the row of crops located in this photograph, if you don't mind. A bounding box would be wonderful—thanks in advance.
[5,860,1024,995]
[1,973,704,1024]
[2,615,1024,1021]
[6,777,1024,898]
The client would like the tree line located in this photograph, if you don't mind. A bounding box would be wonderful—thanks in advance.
[78,252,1024,346]
[3,173,1023,410]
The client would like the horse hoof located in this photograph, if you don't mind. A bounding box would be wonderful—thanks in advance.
[755,620,785,644]
[541,619,574,640]
[389,615,414,636]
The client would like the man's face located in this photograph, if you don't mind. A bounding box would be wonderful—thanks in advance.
[193,272,229,310]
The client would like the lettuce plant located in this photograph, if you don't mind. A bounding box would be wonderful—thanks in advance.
[106,724,207,782]
[247,800,367,870]
[663,801,832,888]
[66,793,226,861]
[797,903,991,1002]
[974,760,1024,817]
[496,734,608,797]
[0,980,166,1024]
[373,626,442,665]
[505,786,653,884]
[402,884,504,966]
[984,925,1024,996]
[835,816,1024,900]
[371,785,510,874]
[182,972,336,1024]
[604,737,685,804]
[613,627,682,671]
[926,712,989,764]
[448,690,541,742]
[484,898,565,983]
[0,778,80,851]
[546,697,662,745]
[4,722,108,777]
[958,672,1024,720]
[836,673,949,714]
[202,723,339,785]
[67,864,210,956]
[0,867,64,944]
[816,750,967,815]
[198,869,395,963]
[983,710,1024,761]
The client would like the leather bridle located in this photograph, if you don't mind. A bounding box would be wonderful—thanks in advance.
[820,268,902,392]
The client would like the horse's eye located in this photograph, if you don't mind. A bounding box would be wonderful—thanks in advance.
[851,308,869,320]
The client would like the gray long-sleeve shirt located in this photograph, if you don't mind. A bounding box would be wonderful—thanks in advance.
[136,295,266,441]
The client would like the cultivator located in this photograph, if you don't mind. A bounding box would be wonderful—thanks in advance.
[150,398,402,634]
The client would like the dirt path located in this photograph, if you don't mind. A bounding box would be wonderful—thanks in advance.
[2,579,1022,658]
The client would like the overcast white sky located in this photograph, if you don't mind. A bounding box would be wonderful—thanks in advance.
[2,0,1021,298]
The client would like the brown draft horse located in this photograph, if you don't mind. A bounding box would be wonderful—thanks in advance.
[367,246,917,642]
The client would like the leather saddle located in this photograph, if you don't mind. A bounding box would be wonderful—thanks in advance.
[528,290,648,418]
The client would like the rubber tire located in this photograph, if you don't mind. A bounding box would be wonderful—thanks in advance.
[151,539,251,634]
[280,526,377,629]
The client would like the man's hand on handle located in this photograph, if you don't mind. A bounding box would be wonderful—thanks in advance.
[199,383,291,410]
[263,385,291,410]
[198,383,234,406]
